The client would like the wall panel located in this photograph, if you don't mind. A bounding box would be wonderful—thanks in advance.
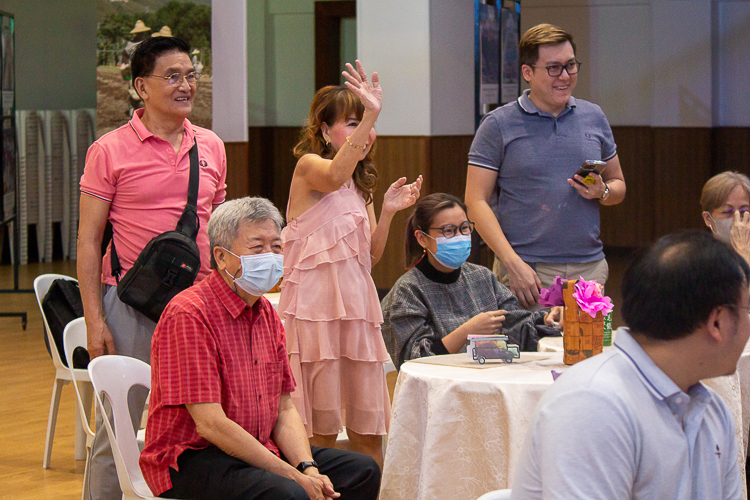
[653,128,712,236]
[600,127,654,247]
[370,136,430,288]
[224,142,250,201]
[712,128,750,176]
[429,136,474,199]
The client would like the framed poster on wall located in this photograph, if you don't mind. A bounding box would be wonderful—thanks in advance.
[478,2,499,108]
[95,0,212,138]
[0,12,14,222]
[475,0,521,128]
[500,3,520,104]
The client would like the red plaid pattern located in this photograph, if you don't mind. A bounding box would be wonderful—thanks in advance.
[139,270,296,496]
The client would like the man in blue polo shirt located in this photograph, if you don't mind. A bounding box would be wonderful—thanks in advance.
[511,231,748,500]
[465,24,626,308]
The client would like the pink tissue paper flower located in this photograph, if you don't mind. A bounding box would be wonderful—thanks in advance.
[572,277,614,317]
[539,275,566,307]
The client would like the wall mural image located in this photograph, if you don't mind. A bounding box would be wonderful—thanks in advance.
[96,0,211,137]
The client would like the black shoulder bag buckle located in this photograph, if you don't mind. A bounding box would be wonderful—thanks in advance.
[110,139,202,323]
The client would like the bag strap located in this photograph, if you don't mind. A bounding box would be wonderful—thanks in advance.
[175,139,200,239]
[110,138,201,280]
[111,238,121,283]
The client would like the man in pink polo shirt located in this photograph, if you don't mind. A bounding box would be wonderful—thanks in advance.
[77,36,226,500]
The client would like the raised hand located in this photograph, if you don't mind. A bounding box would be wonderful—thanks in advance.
[731,210,750,264]
[342,60,382,116]
[382,175,423,214]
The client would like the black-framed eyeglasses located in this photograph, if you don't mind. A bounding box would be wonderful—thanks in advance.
[532,61,582,78]
[426,221,475,239]
[146,71,201,86]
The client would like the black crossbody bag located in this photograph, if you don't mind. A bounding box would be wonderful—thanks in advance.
[110,141,202,323]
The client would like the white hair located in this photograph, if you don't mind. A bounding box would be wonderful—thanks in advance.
[207,197,284,269]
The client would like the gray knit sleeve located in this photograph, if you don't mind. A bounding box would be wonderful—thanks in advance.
[381,275,441,370]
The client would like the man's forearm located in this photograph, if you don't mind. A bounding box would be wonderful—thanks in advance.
[77,238,105,326]
[466,198,521,266]
[194,407,302,481]
[600,179,626,206]
[272,395,315,468]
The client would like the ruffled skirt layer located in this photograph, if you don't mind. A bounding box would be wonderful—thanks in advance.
[281,202,390,436]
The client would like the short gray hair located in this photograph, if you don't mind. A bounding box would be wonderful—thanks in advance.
[207,197,284,269]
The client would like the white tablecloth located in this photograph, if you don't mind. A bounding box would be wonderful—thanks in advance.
[380,345,750,500]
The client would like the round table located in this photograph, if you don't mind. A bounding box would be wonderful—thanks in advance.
[380,345,750,500]
[380,353,564,500]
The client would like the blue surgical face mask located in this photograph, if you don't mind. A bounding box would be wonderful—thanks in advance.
[423,233,472,269]
[223,249,284,296]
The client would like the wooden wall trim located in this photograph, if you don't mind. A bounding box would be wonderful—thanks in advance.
[224,141,249,201]
[245,126,750,288]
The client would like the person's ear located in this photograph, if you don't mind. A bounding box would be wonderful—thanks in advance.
[213,246,229,271]
[134,77,147,100]
[415,230,428,250]
[702,211,715,231]
[706,305,732,344]
[320,123,331,144]
[521,64,534,83]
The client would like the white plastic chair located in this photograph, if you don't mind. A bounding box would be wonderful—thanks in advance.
[63,318,95,500]
[33,273,89,468]
[477,490,512,500]
[88,355,176,500]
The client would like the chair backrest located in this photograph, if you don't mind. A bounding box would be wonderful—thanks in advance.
[477,489,512,500]
[34,273,78,371]
[63,317,94,438]
[88,355,153,499]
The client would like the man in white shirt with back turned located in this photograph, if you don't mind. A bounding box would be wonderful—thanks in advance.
[512,230,747,500]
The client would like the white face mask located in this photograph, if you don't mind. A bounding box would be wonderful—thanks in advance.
[223,249,284,296]
[709,215,733,244]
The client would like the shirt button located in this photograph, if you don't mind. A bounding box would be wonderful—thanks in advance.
[675,397,683,404]
[259,394,262,400]
[255,360,258,365]
[674,414,679,419]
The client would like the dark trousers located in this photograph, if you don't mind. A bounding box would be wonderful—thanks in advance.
[162,446,381,500]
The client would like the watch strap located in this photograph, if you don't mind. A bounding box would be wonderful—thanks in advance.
[599,182,610,201]
[296,460,318,473]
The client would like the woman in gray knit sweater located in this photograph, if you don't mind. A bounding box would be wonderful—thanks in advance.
[381,193,561,370]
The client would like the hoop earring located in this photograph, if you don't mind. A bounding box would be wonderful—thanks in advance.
[325,141,331,148]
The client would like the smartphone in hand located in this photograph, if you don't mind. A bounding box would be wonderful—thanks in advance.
[573,160,607,185]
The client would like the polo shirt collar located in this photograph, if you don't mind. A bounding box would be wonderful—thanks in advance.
[128,108,195,145]
[207,269,264,320]
[517,89,576,118]
[613,327,686,401]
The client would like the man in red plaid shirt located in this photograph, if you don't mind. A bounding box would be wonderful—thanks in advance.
[140,197,380,500]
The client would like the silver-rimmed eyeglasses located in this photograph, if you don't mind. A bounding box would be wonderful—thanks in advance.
[146,71,201,86]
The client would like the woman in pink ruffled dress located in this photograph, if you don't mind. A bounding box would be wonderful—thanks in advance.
[279,60,422,467]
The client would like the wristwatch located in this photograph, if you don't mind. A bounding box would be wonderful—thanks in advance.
[599,182,610,202]
[296,460,319,473]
